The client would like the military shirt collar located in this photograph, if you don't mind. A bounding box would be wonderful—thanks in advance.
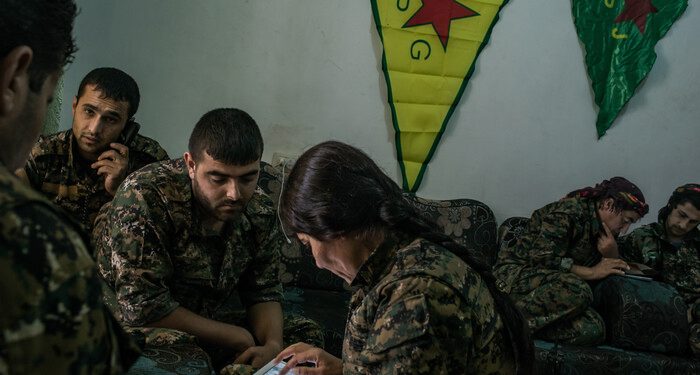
[66,129,98,178]
[653,220,700,245]
[351,231,414,290]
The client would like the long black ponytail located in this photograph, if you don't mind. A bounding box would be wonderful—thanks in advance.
[281,141,533,374]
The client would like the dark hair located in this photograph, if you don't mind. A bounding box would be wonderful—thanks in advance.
[566,176,649,217]
[280,141,533,374]
[1,0,78,92]
[658,183,700,223]
[76,67,140,118]
[188,108,263,165]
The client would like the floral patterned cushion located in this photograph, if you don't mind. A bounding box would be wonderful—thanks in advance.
[128,343,213,375]
[593,275,689,355]
[404,194,499,265]
[497,216,530,256]
[258,161,348,292]
[534,340,699,375]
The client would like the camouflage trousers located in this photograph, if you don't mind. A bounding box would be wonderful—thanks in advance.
[127,313,324,374]
[496,264,605,346]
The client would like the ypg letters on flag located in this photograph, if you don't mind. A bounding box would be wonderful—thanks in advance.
[572,0,687,138]
[371,0,508,192]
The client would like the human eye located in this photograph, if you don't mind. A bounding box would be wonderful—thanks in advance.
[83,108,95,116]
[209,176,225,184]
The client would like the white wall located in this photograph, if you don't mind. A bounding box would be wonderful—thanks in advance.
[60,0,700,226]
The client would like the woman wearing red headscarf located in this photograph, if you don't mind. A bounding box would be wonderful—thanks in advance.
[494,177,649,345]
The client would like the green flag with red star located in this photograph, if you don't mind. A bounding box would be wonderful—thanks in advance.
[572,0,687,138]
[371,0,509,192]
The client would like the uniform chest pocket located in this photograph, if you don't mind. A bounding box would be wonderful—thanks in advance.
[365,294,430,354]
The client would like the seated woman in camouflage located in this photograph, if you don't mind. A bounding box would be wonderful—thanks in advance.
[272,141,533,375]
[622,184,700,356]
[494,177,649,346]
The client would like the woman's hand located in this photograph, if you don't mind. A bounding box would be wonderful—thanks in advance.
[275,342,342,375]
[597,222,620,258]
[573,258,629,280]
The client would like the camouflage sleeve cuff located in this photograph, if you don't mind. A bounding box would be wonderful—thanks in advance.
[559,257,574,272]
[120,292,180,327]
[240,285,283,307]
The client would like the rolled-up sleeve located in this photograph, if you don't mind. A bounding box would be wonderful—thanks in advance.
[238,200,283,306]
[93,180,179,326]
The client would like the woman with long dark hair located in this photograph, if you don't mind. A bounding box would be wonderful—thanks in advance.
[275,141,532,374]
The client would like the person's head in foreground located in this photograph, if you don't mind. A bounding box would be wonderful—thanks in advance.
[0,0,77,170]
[657,183,700,242]
[275,140,533,374]
[566,176,649,237]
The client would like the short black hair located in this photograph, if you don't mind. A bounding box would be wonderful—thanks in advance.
[76,67,140,118]
[188,108,263,165]
[658,184,700,223]
[1,0,78,92]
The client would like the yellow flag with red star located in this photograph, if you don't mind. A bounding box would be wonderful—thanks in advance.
[371,0,509,192]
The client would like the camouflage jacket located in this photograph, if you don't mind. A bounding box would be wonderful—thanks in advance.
[23,129,169,233]
[93,158,284,327]
[495,197,603,276]
[622,222,700,320]
[0,164,138,374]
[343,233,516,374]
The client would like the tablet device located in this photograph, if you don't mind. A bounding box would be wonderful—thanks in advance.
[624,262,657,281]
[623,273,653,282]
[253,360,287,375]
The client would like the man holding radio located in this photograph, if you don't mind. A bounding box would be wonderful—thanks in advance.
[18,67,169,233]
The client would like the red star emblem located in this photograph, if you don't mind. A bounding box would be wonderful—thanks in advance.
[403,0,479,50]
[615,0,659,34]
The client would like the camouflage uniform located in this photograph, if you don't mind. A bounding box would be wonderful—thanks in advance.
[0,164,139,374]
[23,129,169,234]
[343,232,516,374]
[622,222,700,355]
[93,158,323,370]
[494,197,606,345]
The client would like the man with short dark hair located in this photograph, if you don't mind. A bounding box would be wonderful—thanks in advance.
[0,0,138,372]
[20,67,168,233]
[622,184,700,356]
[94,108,322,371]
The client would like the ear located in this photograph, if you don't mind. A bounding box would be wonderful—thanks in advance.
[602,197,615,211]
[71,95,78,116]
[0,46,33,117]
[183,152,196,179]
